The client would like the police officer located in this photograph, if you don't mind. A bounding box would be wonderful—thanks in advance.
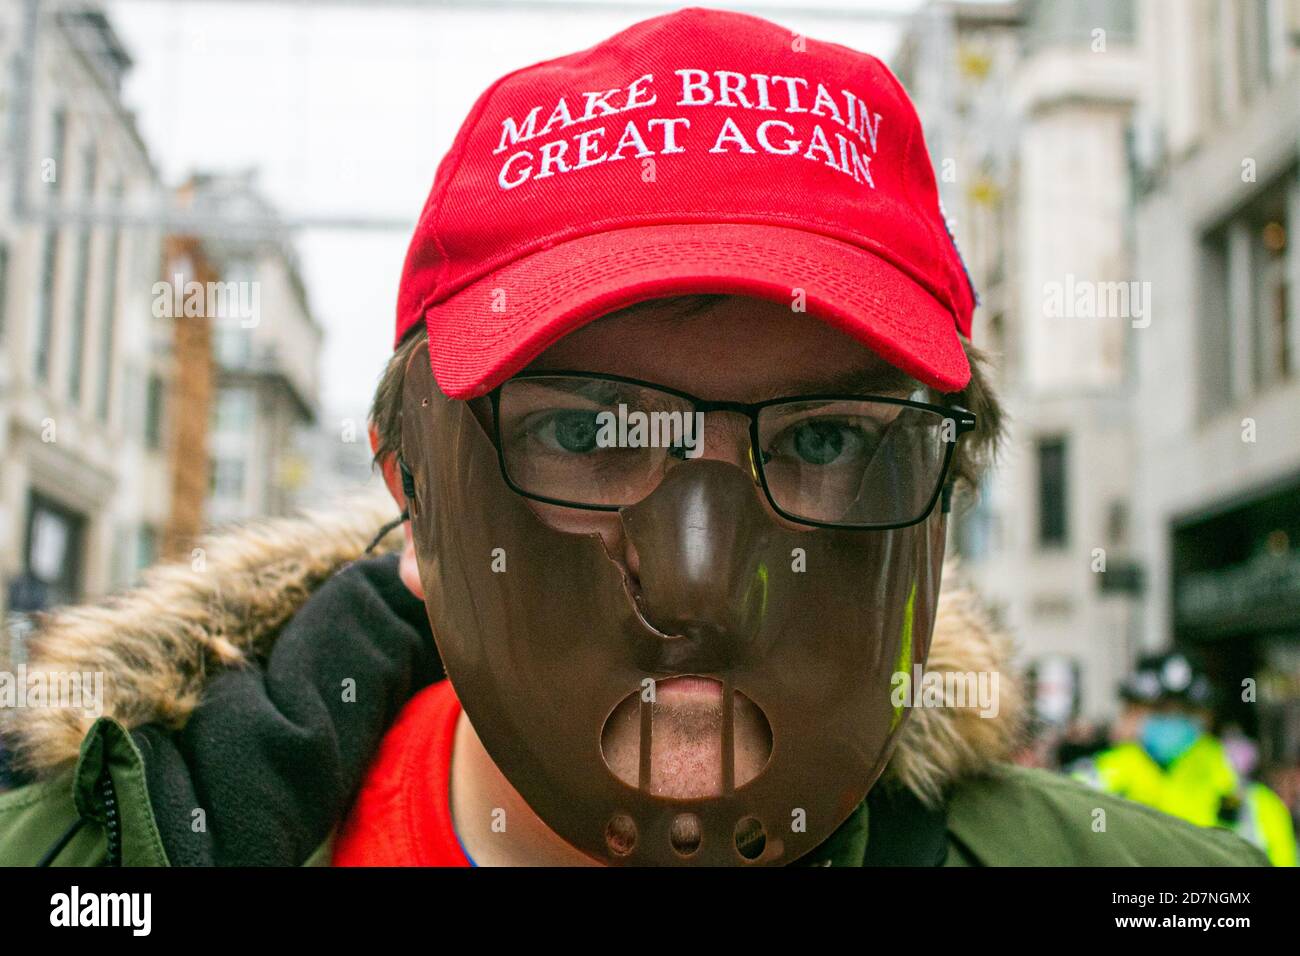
[1073,653,1296,867]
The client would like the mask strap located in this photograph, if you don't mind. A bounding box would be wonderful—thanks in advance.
[364,510,409,555]
[363,455,416,555]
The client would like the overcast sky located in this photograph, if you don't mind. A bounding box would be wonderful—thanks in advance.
[107,0,921,423]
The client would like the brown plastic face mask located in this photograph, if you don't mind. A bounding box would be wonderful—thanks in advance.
[401,355,945,865]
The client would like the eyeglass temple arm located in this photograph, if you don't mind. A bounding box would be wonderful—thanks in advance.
[941,407,978,514]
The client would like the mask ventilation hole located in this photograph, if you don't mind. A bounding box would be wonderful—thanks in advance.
[600,682,773,798]
[605,814,638,857]
[669,813,702,858]
[734,817,766,861]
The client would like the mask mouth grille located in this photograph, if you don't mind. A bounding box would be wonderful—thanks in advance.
[600,678,772,799]
[600,679,775,861]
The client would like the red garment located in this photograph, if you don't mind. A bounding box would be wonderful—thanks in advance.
[332,680,471,866]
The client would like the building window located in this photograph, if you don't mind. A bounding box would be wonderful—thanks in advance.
[1206,0,1226,121]
[0,242,9,340]
[144,373,165,449]
[210,457,246,498]
[1235,0,1273,101]
[1198,228,1233,415]
[213,387,255,435]
[33,229,59,382]
[1199,172,1296,415]
[23,491,85,609]
[97,230,121,420]
[955,476,999,561]
[1037,437,1069,549]
[136,525,157,574]
[67,145,98,402]
[1022,0,1135,52]
[215,322,254,369]
[66,226,92,401]
[1256,217,1290,388]
[49,108,68,193]
[1106,500,1130,548]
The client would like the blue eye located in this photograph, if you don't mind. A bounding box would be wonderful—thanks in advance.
[537,410,601,453]
[792,421,846,464]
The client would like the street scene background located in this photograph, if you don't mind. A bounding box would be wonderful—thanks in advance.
[2,0,1299,846]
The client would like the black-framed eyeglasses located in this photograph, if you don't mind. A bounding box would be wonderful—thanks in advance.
[483,371,976,530]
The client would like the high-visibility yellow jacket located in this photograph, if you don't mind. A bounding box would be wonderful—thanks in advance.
[1074,736,1297,867]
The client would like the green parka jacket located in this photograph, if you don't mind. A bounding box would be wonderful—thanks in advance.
[0,494,1270,868]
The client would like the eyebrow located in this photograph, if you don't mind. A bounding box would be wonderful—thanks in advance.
[506,366,927,405]
[758,365,923,401]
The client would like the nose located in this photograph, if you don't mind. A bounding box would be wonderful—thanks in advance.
[694,412,754,472]
[620,460,772,647]
[622,410,757,582]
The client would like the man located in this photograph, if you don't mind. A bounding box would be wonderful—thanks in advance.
[1072,654,1297,867]
[0,8,1268,866]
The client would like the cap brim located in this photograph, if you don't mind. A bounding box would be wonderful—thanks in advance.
[424,222,971,399]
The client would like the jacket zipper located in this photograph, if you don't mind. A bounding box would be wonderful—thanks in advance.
[97,763,122,867]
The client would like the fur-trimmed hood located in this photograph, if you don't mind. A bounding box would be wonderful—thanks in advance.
[0,491,1025,805]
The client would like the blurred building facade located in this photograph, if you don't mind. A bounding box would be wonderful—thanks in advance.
[0,2,168,627]
[900,0,1300,765]
[1,3,326,630]
[1131,0,1300,765]
[897,0,1144,725]
[179,171,323,528]
[299,404,383,509]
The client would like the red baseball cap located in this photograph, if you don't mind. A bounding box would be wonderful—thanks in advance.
[396,6,976,397]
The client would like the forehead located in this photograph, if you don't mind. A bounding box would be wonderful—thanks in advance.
[525,296,918,402]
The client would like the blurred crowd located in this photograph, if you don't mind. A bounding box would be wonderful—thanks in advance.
[1016,653,1298,866]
